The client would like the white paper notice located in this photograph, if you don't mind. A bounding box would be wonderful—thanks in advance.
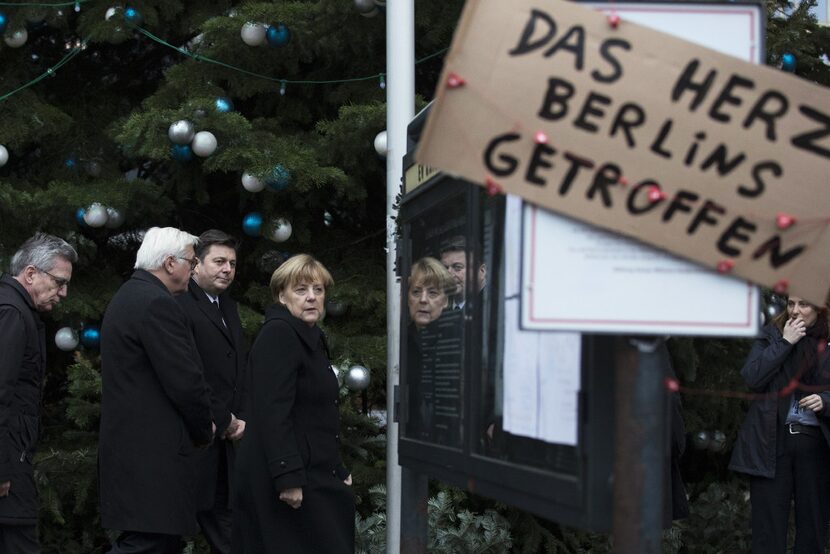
[503,196,581,446]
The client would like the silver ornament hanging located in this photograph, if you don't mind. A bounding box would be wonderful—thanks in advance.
[0,145,8,168]
[325,299,348,317]
[373,130,388,157]
[168,120,196,145]
[85,160,102,177]
[269,218,292,243]
[104,7,118,20]
[241,172,265,193]
[55,327,79,351]
[354,0,376,14]
[4,29,28,48]
[709,430,727,452]
[191,131,218,157]
[105,207,125,229]
[692,430,711,450]
[83,202,109,227]
[240,22,267,46]
[345,365,370,391]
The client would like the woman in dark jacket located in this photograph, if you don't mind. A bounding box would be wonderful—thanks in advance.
[233,254,353,553]
[729,295,830,553]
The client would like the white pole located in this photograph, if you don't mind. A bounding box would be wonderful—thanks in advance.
[385,1,414,552]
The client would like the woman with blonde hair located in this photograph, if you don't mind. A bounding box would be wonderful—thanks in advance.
[233,254,354,553]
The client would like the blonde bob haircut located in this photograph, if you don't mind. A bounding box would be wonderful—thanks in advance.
[270,254,334,302]
[409,257,455,296]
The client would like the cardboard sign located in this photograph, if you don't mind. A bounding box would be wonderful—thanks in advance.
[416,0,830,305]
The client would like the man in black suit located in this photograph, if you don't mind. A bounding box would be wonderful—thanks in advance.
[99,227,214,553]
[0,233,76,553]
[439,235,486,311]
[177,229,247,554]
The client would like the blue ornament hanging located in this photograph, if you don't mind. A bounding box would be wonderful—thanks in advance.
[242,212,264,236]
[80,325,101,349]
[266,164,292,191]
[170,143,194,162]
[0,12,7,36]
[123,7,144,26]
[266,24,291,48]
[781,53,796,73]
[64,156,77,170]
[215,97,234,113]
[75,207,88,227]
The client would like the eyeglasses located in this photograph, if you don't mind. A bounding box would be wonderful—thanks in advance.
[176,256,199,270]
[35,267,70,289]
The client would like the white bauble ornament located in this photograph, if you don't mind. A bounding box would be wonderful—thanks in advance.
[240,22,267,46]
[345,365,371,391]
[105,207,125,229]
[0,145,8,168]
[241,172,265,193]
[354,0,375,14]
[269,218,292,242]
[55,327,79,351]
[104,7,118,20]
[191,131,218,157]
[83,202,109,227]
[373,130,388,157]
[168,120,195,145]
[5,29,28,48]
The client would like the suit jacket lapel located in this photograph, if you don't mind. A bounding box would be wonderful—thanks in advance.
[190,279,234,345]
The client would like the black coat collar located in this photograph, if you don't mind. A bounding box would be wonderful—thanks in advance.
[131,269,173,295]
[0,273,37,312]
[265,303,322,351]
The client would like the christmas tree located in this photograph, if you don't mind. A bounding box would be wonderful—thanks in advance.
[1,0,828,551]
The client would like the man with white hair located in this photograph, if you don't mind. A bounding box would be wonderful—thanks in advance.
[99,227,215,553]
[0,233,77,553]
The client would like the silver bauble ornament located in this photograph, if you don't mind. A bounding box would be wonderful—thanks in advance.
[83,202,109,227]
[105,7,118,20]
[168,120,196,145]
[269,218,292,243]
[0,145,8,168]
[105,207,125,229]
[360,6,379,17]
[325,299,347,317]
[240,22,267,46]
[373,130,388,157]
[55,327,79,351]
[85,160,102,177]
[191,131,218,157]
[241,172,265,193]
[345,365,370,391]
[692,430,711,450]
[4,29,28,48]
[354,0,375,14]
[709,430,727,453]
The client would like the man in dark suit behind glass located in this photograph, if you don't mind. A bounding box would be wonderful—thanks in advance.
[177,229,247,554]
[99,227,214,553]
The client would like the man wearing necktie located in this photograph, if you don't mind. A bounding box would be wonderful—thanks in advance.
[439,235,486,311]
[177,229,248,554]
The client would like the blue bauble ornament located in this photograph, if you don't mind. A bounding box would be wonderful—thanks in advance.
[266,24,290,48]
[242,212,264,236]
[781,53,796,73]
[64,156,77,170]
[265,164,292,191]
[80,325,101,349]
[170,144,194,162]
[75,207,88,227]
[124,7,144,25]
[214,97,234,113]
[0,12,7,36]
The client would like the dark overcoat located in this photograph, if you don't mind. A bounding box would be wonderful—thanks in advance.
[0,274,45,525]
[233,303,354,553]
[177,278,247,510]
[98,270,214,535]
[729,324,830,478]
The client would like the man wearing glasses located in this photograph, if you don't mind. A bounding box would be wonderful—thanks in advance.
[177,229,247,554]
[99,227,215,553]
[0,233,77,552]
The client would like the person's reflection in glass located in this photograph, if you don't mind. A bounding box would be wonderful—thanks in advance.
[405,257,455,442]
[439,236,486,312]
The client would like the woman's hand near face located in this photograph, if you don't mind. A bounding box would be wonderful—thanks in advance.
[783,317,807,344]
[799,394,825,413]
[279,487,303,509]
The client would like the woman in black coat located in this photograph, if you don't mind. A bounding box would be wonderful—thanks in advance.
[233,254,353,553]
[729,295,830,553]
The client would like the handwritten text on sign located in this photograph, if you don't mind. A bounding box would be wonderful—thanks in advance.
[416,0,830,305]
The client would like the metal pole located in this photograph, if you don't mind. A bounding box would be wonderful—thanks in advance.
[612,337,667,553]
[386,2,414,553]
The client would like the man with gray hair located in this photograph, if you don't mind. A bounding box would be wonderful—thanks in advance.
[99,227,215,553]
[0,232,77,552]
